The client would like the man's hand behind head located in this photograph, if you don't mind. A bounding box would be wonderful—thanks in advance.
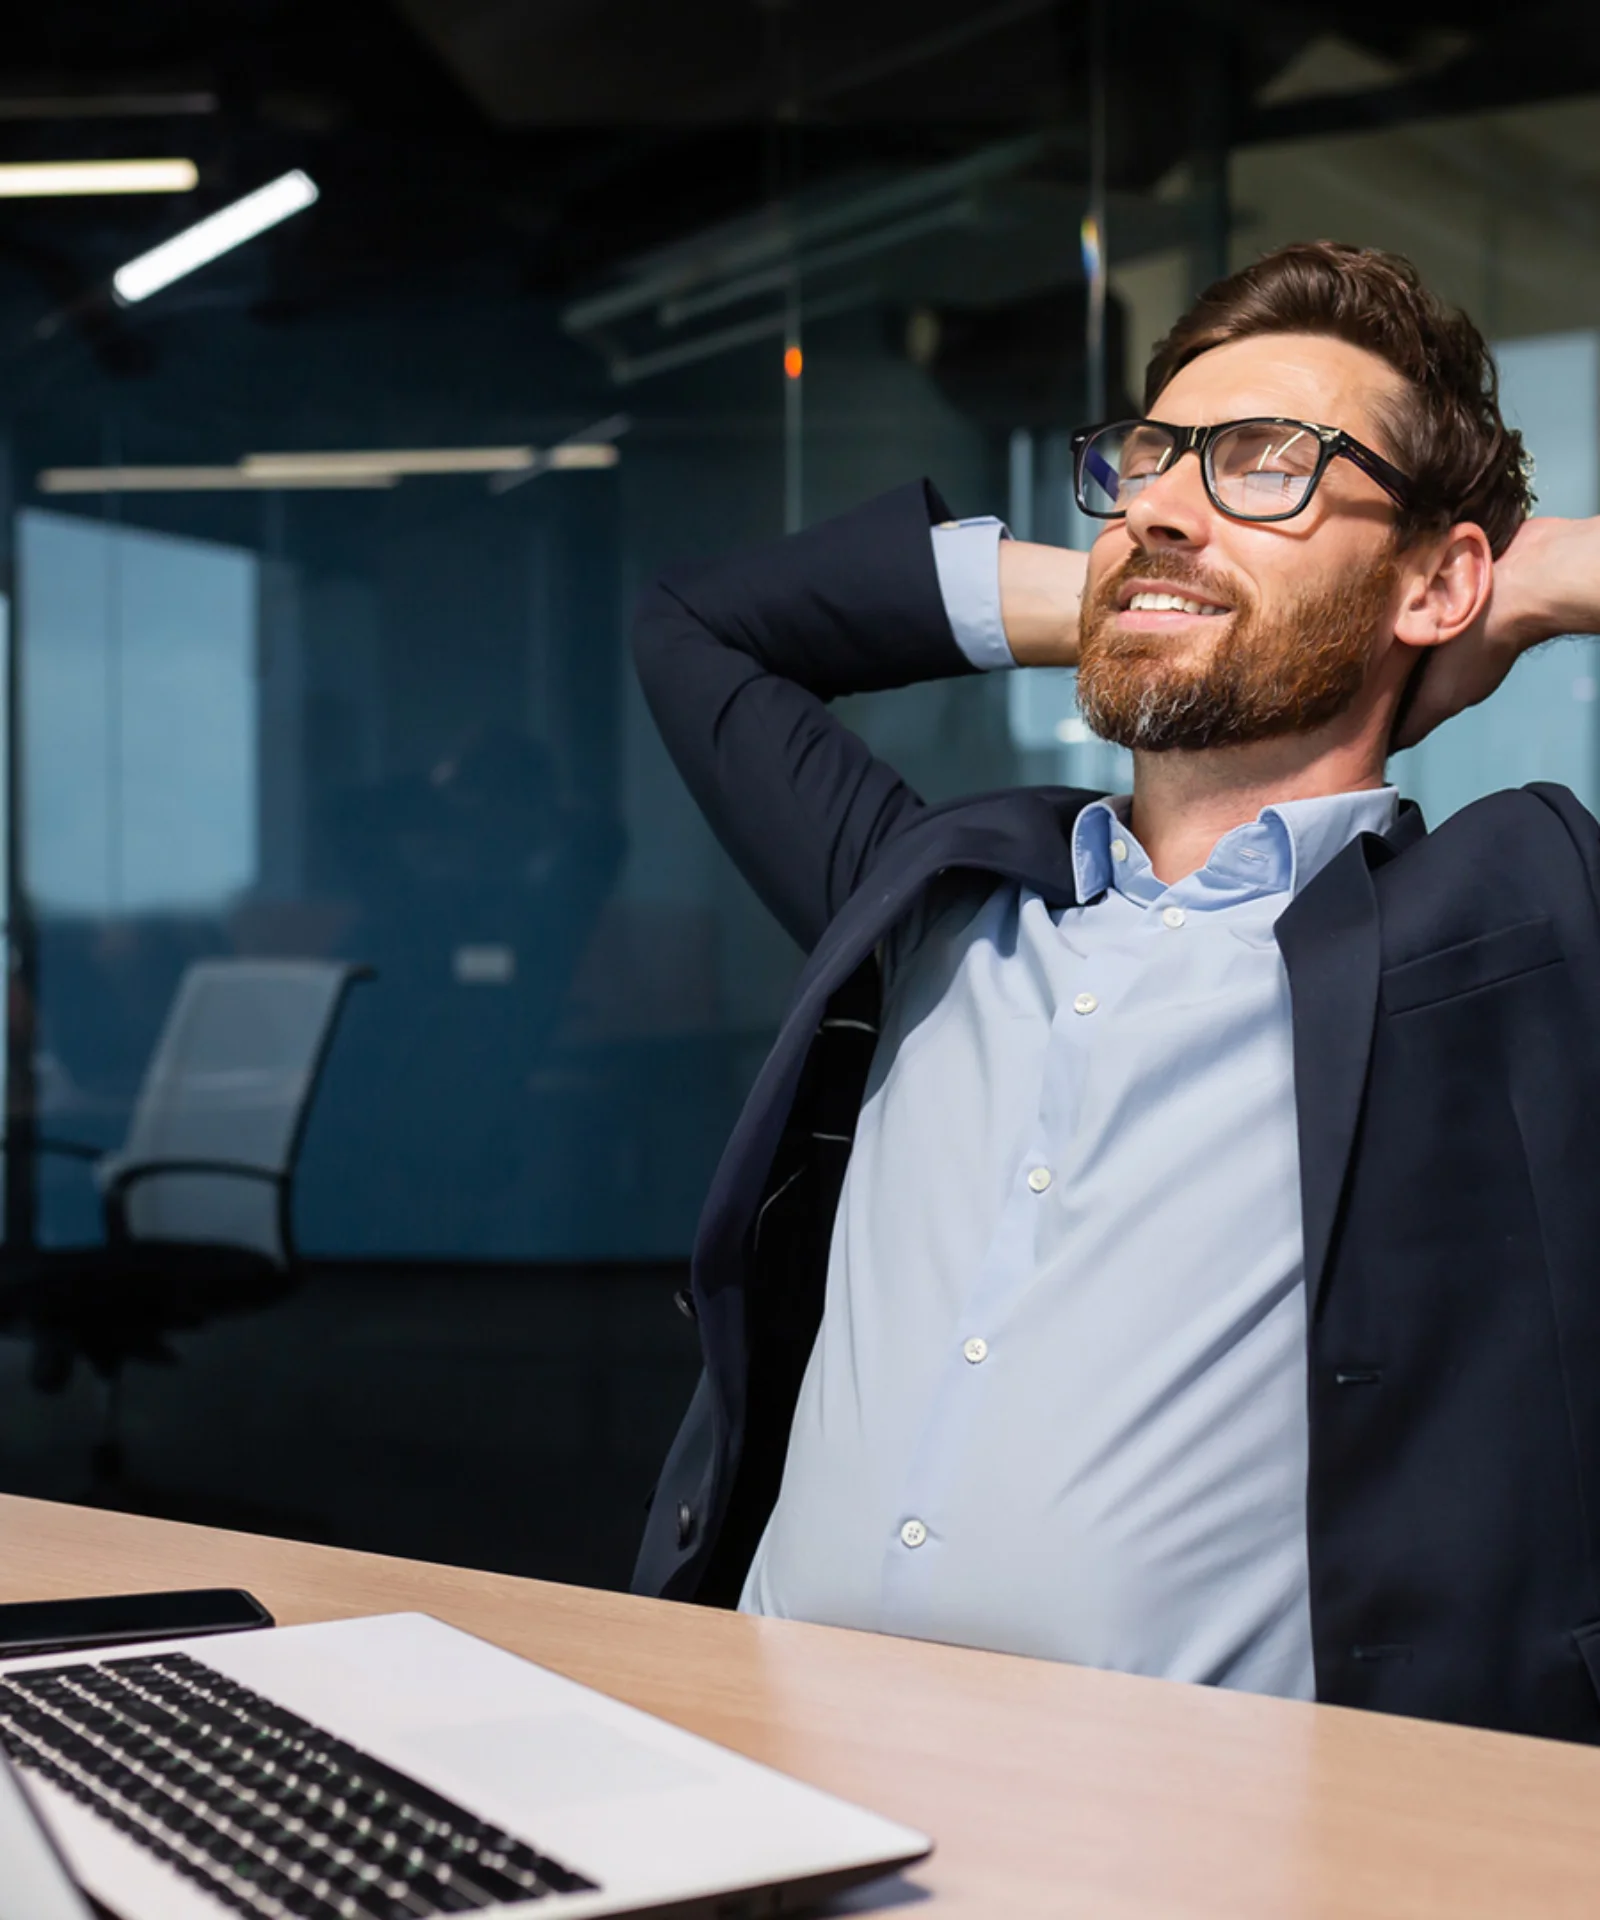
[1393,517,1596,751]
[997,539,1087,668]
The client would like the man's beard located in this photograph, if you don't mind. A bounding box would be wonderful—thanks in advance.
[1076,548,1397,753]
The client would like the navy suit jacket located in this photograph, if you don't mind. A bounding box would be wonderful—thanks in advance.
[631,478,1600,1743]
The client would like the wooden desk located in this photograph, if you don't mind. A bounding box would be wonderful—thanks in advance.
[4,1494,1599,1919]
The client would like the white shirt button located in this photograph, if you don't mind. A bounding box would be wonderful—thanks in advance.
[900,1519,928,1549]
[1161,906,1186,929]
[1073,991,1098,1015]
[1110,837,1128,862]
[962,1336,989,1364]
[1026,1166,1053,1193]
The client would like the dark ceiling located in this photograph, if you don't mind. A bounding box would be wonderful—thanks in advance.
[0,1,1595,382]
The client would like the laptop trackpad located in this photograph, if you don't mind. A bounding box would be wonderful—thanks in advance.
[403,1713,708,1810]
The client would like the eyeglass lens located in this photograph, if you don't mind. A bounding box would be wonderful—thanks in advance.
[1079,421,1326,519]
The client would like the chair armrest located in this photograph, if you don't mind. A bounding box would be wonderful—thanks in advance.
[105,1158,290,1199]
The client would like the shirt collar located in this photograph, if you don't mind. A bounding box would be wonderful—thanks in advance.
[1071,786,1399,904]
[1071,795,1136,901]
[1260,786,1399,895]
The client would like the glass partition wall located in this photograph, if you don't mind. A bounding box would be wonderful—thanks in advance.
[2,2,1598,1577]
[11,401,634,1260]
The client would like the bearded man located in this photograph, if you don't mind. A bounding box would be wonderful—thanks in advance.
[630,240,1600,1743]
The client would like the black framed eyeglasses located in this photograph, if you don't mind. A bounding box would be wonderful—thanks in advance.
[1070,417,1415,524]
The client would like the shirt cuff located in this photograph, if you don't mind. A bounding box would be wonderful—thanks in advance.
[931,516,1013,670]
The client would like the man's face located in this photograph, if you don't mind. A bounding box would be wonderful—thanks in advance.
[1077,331,1410,753]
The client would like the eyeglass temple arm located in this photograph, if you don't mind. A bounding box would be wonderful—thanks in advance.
[1336,435,1413,507]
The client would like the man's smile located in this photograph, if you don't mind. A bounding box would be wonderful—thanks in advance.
[1114,578,1233,628]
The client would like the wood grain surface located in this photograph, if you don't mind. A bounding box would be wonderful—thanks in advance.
[4,1492,1599,1917]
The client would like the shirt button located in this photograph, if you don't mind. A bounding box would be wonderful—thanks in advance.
[1161,906,1186,929]
[1073,991,1098,1015]
[962,1336,989,1364]
[1026,1166,1053,1193]
[1110,837,1128,862]
[900,1519,928,1549]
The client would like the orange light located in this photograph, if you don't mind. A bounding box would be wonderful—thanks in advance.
[784,344,803,380]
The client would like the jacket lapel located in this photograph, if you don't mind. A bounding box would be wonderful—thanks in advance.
[694,790,1089,1292]
[1276,827,1396,1320]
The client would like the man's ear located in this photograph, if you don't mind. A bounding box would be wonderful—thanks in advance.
[1391,522,1494,652]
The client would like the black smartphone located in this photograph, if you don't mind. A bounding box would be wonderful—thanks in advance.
[0,1589,274,1660]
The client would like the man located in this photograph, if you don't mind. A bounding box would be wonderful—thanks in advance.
[631,240,1600,1742]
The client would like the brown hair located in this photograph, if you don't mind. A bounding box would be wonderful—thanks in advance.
[1143,241,1532,555]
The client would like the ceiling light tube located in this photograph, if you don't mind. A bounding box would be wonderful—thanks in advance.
[546,444,620,469]
[0,159,198,197]
[487,416,631,494]
[39,442,623,496]
[241,447,537,478]
[37,466,396,493]
[112,169,318,305]
[0,92,218,121]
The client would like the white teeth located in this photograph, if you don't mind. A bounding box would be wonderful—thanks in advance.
[1126,591,1227,615]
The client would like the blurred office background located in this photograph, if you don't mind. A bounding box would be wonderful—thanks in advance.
[0,0,1596,1585]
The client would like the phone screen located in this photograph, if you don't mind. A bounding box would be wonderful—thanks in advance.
[0,1589,273,1659]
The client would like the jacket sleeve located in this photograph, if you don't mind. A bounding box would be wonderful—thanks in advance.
[631,478,979,952]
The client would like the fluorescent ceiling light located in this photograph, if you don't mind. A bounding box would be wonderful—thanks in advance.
[0,92,218,121]
[37,438,623,495]
[243,443,622,480]
[546,443,619,470]
[242,446,539,478]
[0,159,198,197]
[37,466,396,494]
[112,168,318,305]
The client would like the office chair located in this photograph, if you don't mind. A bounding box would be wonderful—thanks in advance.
[0,957,369,1486]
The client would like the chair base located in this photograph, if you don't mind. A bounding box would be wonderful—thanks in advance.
[1,1243,307,1538]
[0,1240,294,1384]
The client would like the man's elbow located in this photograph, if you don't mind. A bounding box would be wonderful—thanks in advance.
[630,576,694,688]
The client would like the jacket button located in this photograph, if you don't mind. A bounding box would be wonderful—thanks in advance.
[673,1287,698,1322]
[677,1501,696,1547]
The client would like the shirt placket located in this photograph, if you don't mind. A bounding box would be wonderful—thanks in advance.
[876,892,1144,1630]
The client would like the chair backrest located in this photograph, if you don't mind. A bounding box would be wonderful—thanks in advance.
[102,958,363,1261]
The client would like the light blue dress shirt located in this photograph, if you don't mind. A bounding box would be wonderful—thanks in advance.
[930,515,1014,670]
[739,519,1400,1697]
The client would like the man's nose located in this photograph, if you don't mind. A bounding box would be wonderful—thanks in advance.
[1122,450,1212,550]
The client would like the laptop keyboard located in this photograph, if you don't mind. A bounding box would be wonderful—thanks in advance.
[0,1649,598,1918]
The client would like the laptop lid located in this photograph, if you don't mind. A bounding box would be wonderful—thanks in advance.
[0,1748,95,1920]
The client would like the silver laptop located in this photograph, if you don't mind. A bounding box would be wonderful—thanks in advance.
[0,1611,930,1919]
[0,1747,98,1920]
